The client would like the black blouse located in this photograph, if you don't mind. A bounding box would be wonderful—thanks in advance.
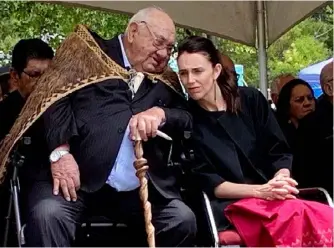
[204,110,264,185]
[188,87,292,230]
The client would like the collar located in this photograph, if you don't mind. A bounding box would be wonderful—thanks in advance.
[118,34,131,68]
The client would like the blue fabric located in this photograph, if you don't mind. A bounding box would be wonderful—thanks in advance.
[107,125,139,191]
[298,58,333,98]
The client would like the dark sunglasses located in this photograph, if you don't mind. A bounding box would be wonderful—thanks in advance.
[22,70,43,78]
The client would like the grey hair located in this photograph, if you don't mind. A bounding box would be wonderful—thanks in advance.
[125,6,166,33]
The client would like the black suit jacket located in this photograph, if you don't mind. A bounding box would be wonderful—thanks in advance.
[0,90,25,142]
[294,95,333,196]
[0,91,50,183]
[43,35,192,199]
[188,87,292,230]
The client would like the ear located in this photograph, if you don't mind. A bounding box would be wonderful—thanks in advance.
[127,22,139,44]
[213,63,222,81]
[323,83,333,97]
[9,68,19,88]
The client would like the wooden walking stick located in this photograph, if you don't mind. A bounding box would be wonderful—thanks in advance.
[134,134,155,247]
[133,130,173,248]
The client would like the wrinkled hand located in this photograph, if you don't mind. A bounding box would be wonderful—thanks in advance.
[256,172,299,201]
[51,153,80,202]
[129,107,166,141]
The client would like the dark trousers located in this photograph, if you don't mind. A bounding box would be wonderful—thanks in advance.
[23,180,197,247]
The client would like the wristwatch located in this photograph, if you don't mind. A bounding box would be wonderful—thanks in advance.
[49,150,69,163]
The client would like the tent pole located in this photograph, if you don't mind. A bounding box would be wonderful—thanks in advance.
[256,0,268,98]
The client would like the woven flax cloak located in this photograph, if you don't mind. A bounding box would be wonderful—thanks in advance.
[0,24,182,183]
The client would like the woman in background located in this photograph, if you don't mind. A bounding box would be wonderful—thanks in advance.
[276,79,316,151]
[177,35,333,247]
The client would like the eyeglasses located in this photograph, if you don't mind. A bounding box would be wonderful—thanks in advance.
[22,70,43,78]
[139,21,176,55]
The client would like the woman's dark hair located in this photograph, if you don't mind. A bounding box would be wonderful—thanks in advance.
[177,36,240,113]
[276,78,314,122]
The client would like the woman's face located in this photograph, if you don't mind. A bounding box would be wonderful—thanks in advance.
[177,52,221,100]
[289,84,315,120]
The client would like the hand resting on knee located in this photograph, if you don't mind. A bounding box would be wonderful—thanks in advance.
[51,153,80,202]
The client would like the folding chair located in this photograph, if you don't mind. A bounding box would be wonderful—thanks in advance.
[3,146,26,247]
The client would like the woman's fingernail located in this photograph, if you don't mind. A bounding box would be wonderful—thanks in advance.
[53,191,58,195]
[66,197,71,201]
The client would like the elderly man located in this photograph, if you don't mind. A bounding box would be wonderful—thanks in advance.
[294,61,333,197]
[24,7,196,247]
[270,74,295,106]
[319,61,333,108]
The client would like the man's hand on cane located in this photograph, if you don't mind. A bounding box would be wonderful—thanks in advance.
[129,107,166,141]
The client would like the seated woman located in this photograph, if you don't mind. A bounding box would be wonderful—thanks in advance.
[275,79,316,152]
[177,36,333,247]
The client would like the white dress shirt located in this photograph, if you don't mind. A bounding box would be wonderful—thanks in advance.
[106,34,140,192]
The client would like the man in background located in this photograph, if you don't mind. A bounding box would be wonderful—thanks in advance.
[270,74,295,106]
[0,38,54,141]
[219,53,238,84]
[295,61,333,197]
[0,38,54,246]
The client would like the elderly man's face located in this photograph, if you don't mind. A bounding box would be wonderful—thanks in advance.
[320,62,333,100]
[128,11,175,73]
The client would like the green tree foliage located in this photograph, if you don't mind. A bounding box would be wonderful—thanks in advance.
[0,1,332,88]
[0,1,129,55]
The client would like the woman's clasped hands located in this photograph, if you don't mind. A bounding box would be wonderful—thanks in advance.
[256,169,299,201]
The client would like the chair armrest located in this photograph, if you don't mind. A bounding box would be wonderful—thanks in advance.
[298,187,333,207]
[202,192,220,247]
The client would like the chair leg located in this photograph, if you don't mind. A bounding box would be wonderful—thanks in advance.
[11,166,25,247]
[3,190,13,247]
[202,192,220,247]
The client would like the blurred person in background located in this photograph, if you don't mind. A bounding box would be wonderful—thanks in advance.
[0,66,17,101]
[0,38,54,246]
[219,53,238,85]
[294,61,333,196]
[270,74,295,107]
[275,79,316,152]
[0,38,54,141]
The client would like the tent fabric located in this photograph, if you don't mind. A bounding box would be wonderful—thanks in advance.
[54,1,328,47]
[298,58,333,98]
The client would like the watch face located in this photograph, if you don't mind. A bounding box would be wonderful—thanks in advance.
[50,151,60,162]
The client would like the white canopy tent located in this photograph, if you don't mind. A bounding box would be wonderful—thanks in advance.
[50,0,328,97]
